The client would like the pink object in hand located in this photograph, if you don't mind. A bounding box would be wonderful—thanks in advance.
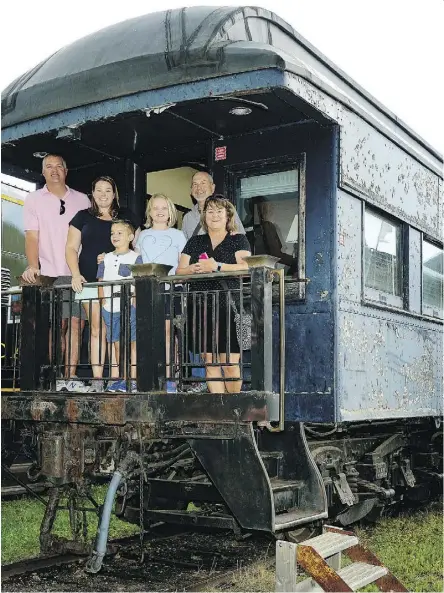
[199,252,209,260]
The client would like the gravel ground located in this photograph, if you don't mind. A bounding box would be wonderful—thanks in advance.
[2,532,274,592]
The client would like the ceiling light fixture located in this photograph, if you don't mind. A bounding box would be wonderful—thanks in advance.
[33,151,48,158]
[229,106,252,116]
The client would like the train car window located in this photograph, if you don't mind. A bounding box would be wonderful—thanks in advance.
[238,169,300,278]
[422,239,443,319]
[364,208,404,307]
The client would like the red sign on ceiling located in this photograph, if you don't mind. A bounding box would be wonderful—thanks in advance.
[215,146,227,161]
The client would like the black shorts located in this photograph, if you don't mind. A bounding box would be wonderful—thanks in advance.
[186,295,239,355]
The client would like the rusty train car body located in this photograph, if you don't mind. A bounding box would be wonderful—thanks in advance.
[1,6,442,561]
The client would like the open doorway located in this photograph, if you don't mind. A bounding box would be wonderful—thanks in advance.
[146,166,198,230]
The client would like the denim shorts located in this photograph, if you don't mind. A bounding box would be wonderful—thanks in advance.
[102,306,136,343]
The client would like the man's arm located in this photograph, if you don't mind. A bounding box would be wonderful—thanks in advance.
[181,212,193,240]
[22,230,40,283]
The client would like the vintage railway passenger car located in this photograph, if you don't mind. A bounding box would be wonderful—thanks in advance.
[1,6,442,565]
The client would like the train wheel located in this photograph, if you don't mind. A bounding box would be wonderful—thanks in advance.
[283,522,322,543]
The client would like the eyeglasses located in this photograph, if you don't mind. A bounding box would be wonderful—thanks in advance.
[59,200,66,215]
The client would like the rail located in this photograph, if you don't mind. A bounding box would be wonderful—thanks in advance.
[1,287,22,392]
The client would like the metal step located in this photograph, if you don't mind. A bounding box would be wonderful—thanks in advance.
[260,451,283,479]
[339,562,388,590]
[295,562,388,592]
[271,479,304,513]
[299,531,359,557]
[274,508,328,531]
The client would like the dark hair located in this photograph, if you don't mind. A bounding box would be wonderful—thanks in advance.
[202,194,237,233]
[89,176,120,219]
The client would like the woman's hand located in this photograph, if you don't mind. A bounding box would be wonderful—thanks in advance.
[71,275,86,293]
[97,253,105,264]
[195,257,217,273]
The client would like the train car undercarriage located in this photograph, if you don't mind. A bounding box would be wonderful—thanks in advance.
[2,414,442,571]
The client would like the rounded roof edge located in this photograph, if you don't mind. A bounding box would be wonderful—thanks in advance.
[1,5,441,162]
[1,6,293,128]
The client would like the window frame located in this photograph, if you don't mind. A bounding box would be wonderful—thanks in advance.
[362,204,406,310]
[421,234,443,320]
[225,153,306,300]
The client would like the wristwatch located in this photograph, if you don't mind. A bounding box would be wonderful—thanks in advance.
[216,262,223,272]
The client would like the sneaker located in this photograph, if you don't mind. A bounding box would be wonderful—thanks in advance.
[130,381,138,393]
[166,380,177,393]
[56,379,67,391]
[106,380,122,393]
[115,379,129,393]
[89,379,105,393]
[65,379,90,393]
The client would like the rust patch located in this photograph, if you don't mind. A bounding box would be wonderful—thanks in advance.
[66,399,79,422]
[344,543,408,592]
[297,545,353,592]
[31,400,57,421]
[99,397,125,425]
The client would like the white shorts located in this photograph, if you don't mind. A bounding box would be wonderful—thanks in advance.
[75,286,99,302]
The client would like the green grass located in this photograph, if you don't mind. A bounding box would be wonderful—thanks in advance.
[219,504,443,593]
[1,486,137,564]
[355,504,443,593]
[1,494,442,592]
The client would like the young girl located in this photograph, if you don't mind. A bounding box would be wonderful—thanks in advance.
[135,194,186,392]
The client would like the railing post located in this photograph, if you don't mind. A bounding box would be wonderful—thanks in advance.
[247,255,280,422]
[250,266,273,392]
[133,264,171,392]
[20,279,52,391]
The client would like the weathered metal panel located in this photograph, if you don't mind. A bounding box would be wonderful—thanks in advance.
[337,191,362,304]
[438,177,444,241]
[286,73,441,238]
[286,73,441,177]
[336,191,442,420]
[340,113,440,238]
[337,310,442,420]
[1,392,277,424]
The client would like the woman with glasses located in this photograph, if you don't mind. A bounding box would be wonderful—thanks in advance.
[65,176,140,392]
[177,195,251,394]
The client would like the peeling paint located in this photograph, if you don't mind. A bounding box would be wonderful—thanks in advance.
[31,400,57,421]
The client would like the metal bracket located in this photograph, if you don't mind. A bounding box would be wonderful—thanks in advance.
[400,460,416,488]
[332,473,355,506]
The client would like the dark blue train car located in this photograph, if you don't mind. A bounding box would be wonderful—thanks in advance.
[1,6,442,562]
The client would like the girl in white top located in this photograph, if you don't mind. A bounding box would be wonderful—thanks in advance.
[135,194,186,392]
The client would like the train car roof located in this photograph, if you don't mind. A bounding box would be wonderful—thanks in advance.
[1,6,441,166]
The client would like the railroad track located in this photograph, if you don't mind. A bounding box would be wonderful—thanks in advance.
[2,530,273,591]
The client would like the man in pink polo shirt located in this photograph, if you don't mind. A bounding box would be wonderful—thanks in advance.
[23,154,91,392]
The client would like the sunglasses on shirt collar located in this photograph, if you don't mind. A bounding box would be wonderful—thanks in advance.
[59,199,66,215]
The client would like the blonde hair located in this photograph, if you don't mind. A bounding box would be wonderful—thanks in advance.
[145,193,177,228]
[202,195,238,233]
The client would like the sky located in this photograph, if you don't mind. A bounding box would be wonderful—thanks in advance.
[1,0,443,160]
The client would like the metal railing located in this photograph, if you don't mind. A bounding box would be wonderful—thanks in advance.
[5,262,287,421]
[1,288,22,391]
